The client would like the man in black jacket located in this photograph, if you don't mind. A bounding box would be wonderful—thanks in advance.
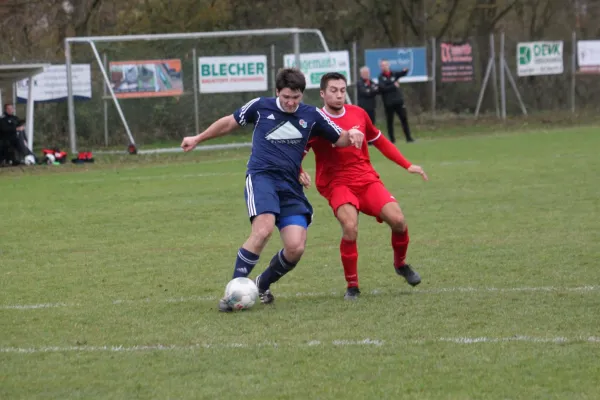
[377,60,414,143]
[0,103,35,165]
[356,66,378,124]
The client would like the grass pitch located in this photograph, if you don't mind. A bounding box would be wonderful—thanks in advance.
[1,126,599,399]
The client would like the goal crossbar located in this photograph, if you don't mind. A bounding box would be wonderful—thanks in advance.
[64,28,339,154]
[64,28,323,44]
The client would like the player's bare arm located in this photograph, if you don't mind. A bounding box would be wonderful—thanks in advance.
[335,128,364,148]
[181,115,239,152]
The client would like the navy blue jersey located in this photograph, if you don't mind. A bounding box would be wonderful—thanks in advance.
[233,97,342,184]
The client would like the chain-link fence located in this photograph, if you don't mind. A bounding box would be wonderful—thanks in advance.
[72,31,334,149]
[10,29,600,151]
[355,32,600,122]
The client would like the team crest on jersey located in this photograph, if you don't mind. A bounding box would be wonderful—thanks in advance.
[299,119,307,128]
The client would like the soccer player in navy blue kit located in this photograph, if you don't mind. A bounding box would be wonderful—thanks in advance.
[181,68,365,312]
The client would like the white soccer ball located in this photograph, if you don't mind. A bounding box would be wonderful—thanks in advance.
[224,277,259,311]
[24,155,36,165]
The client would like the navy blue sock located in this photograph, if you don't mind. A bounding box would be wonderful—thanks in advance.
[256,249,298,291]
[232,247,260,278]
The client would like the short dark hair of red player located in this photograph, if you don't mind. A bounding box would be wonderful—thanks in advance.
[276,68,306,92]
[320,72,347,91]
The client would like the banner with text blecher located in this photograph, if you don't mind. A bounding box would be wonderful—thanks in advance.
[199,55,268,93]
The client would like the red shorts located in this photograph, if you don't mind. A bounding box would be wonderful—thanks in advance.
[324,181,396,222]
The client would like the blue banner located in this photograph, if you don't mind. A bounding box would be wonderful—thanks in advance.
[364,47,429,83]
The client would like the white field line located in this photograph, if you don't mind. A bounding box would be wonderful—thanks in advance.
[0,302,74,310]
[2,336,600,354]
[98,125,593,157]
[64,171,240,184]
[436,160,480,166]
[438,336,600,344]
[0,155,249,182]
[114,284,600,304]
[59,159,479,185]
[94,142,253,155]
[2,285,598,311]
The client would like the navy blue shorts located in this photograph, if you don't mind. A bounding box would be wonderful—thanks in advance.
[244,172,313,229]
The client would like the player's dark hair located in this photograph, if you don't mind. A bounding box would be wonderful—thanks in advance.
[320,72,347,90]
[275,68,306,92]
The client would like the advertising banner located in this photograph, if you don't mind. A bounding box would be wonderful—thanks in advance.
[16,64,91,103]
[109,59,183,98]
[199,55,268,93]
[283,51,351,89]
[517,41,564,76]
[440,41,474,82]
[577,40,600,73]
[364,47,428,82]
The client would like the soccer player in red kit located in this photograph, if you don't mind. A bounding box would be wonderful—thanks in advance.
[301,72,428,300]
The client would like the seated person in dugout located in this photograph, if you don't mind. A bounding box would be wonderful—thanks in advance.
[0,103,35,165]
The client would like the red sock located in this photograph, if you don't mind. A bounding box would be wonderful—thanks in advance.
[391,228,410,268]
[340,238,358,288]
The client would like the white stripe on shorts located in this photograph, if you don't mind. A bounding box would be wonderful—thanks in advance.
[245,175,256,217]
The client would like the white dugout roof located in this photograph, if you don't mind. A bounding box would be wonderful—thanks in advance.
[0,63,50,151]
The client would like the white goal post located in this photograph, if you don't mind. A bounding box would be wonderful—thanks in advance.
[64,28,349,154]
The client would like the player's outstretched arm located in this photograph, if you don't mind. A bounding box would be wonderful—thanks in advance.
[372,134,427,180]
[313,108,363,149]
[372,134,411,168]
[181,115,239,152]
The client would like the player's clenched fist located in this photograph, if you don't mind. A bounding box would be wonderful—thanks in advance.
[181,135,199,152]
[348,128,364,148]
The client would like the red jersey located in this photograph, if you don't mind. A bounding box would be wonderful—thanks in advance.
[305,105,383,192]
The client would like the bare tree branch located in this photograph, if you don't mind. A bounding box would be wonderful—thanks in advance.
[397,0,420,37]
[529,0,540,38]
[354,0,395,45]
[78,0,103,36]
[436,0,461,39]
[461,3,481,37]
[490,0,519,27]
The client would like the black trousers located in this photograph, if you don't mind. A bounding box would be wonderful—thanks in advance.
[364,108,376,125]
[384,102,412,143]
[0,140,10,163]
[0,131,33,163]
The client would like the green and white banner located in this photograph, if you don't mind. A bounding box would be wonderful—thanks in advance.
[199,55,268,93]
[517,41,564,77]
[283,51,351,89]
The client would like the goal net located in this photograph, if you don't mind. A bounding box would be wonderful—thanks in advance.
[64,28,350,154]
